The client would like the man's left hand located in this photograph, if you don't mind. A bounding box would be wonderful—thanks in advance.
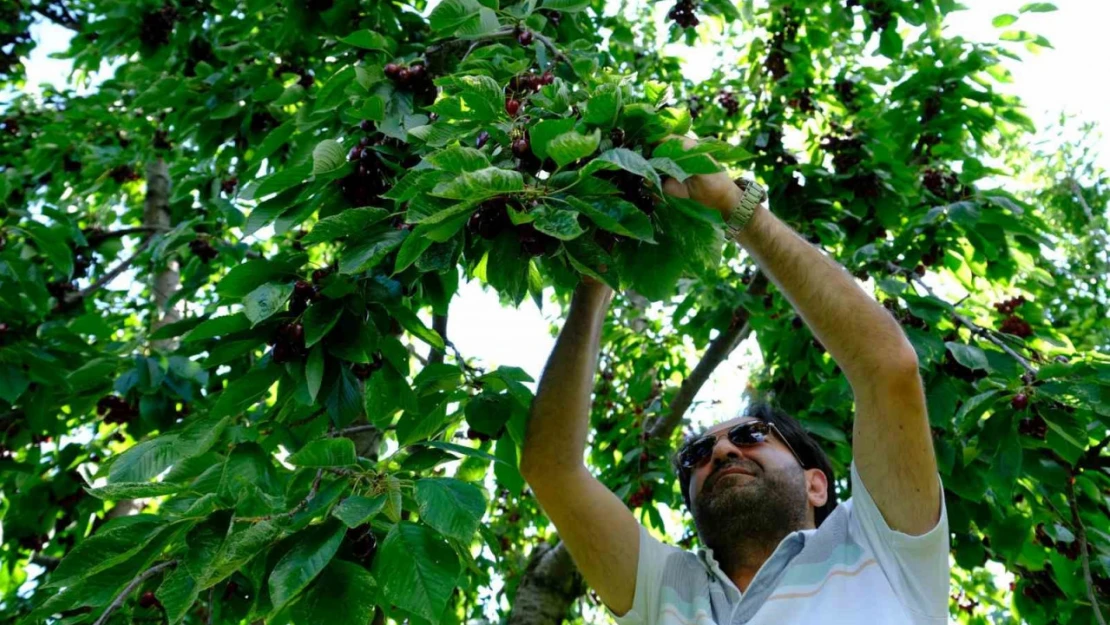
[659,135,745,219]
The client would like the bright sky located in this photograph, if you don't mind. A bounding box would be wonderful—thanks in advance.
[11,3,1108,618]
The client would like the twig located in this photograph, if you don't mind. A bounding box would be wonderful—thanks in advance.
[84,226,168,245]
[92,560,177,625]
[67,236,156,303]
[886,262,1037,375]
[330,424,378,438]
[31,554,60,570]
[32,1,80,30]
[1067,475,1107,625]
[429,314,448,365]
[531,31,570,63]
[234,468,323,522]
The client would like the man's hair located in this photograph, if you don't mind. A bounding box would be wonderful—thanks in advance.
[671,402,839,527]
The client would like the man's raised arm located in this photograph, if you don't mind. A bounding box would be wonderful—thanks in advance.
[663,154,940,536]
[519,281,642,615]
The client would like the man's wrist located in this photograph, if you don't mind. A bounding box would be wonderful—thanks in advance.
[725,179,766,239]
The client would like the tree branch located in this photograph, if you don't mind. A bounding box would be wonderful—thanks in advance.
[84,226,169,245]
[66,236,156,303]
[886,262,1038,374]
[648,272,766,439]
[1068,475,1107,625]
[330,424,379,438]
[32,1,80,30]
[92,560,177,625]
[31,554,60,570]
[429,314,448,365]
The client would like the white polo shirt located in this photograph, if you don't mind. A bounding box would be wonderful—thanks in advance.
[609,462,949,625]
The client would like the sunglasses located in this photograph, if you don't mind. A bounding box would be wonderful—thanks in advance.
[678,420,806,470]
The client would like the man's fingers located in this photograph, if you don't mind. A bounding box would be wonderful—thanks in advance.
[663,177,689,198]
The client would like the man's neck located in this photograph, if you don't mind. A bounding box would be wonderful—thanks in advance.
[711,532,791,593]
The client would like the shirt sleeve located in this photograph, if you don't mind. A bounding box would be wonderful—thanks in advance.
[607,524,682,625]
[848,461,950,621]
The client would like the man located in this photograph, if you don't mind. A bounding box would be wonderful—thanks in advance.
[519,136,949,624]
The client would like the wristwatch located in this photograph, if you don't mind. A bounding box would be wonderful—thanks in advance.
[725,178,767,239]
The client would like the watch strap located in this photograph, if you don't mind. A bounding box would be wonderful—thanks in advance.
[725,179,766,239]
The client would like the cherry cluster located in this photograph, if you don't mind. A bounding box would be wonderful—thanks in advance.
[71,252,91,279]
[834,78,859,109]
[47,280,78,301]
[667,0,699,28]
[599,170,656,215]
[1017,566,1062,601]
[628,483,653,508]
[109,165,142,184]
[1034,523,1080,560]
[189,238,219,263]
[508,71,554,96]
[466,428,494,442]
[1018,413,1047,439]
[820,134,865,173]
[139,5,178,48]
[139,591,161,610]
[341,139,389,207]
[19,534,49,552]
[1010,392,1029,411]
[516,28,534,46]
[384,62,435,99]
[787,89,814,113]
[941,348,986,383]
[919,243,944,267]
[352,353,384,380]
[863,0,894,31]
[881,299,928,332]
[348,524,378,565]
[270,322,306,364]
[221,176,238,195]
[97,395,136,425]
[467,197,514,240]
[993,295,1026,315]
[288,278,322,316]
[999,315,1033,339]
[716,90,739,116]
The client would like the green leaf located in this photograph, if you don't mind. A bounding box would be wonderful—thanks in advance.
[251,121,297,163]
[0,364,29,403]
[209,365,280,420]
[465,392,514,436]
[340,229,407,274]
[991,13,1018,27]
[427,146,491,173]
[306,345,325,402]
[563,236,619,289]
[289,438,357,467]
[303,208,390,244]
[47,516,165,587]
[547,128,601,167]
[1019,2,1056,11]
[291,560,378,625]
[566,196,655,242]
[255,163,313,198]
[183,314,251,342]
[529,118,577,161]
[87,482,184,499]
[268,520,346,612]
[431,167,524,201]
[326,367,366,428]
[312,139,348,176]
[430,0,484,32]
[532,205,584,240]
[202,520,282,588]
[453,75,503,120]
[582,84,622,127]
[588,148,662,190]
[415,478,487,542]
[304,301,342,347]
[955,390,1002,431]
[339,30,395,52]
[879,25,903,58]
[216,256,306,299]
[945,342,991,371]
[22,222,73,278]
[372,522,461,624]
[332,495,386,528]
[540,0,590,11]
[243,282,294,325]
[157,566,199,625]
[388,305,445,349]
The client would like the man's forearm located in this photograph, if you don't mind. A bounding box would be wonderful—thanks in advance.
[520,283,613,480]
[734,204,917,384]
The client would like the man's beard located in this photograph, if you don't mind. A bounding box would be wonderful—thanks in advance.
[692,460,809,570]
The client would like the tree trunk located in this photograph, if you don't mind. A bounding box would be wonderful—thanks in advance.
[508,273,765,625]
[104,159,175,524]
[507,542,584,625]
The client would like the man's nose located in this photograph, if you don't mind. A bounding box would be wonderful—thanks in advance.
[709,437,748,466]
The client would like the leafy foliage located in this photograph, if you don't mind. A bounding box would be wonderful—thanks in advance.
[0,0,1107,624]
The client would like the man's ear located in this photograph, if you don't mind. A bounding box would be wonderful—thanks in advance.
[804,468,829,508]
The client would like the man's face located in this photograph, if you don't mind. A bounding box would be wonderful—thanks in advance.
[687,418,827,553]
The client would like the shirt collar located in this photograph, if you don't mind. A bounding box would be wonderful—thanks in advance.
[696,528,814,598]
